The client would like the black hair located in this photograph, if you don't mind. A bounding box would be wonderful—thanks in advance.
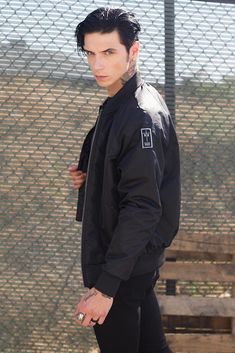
[75,7,141,53]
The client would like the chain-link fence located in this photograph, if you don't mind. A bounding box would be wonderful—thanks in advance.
[1,0,234,352]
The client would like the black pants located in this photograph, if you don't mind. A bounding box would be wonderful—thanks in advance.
[94,270,172,353]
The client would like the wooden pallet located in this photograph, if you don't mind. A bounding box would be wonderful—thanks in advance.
[158,231,235,353]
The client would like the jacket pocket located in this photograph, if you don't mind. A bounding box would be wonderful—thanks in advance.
[143,235,164,255]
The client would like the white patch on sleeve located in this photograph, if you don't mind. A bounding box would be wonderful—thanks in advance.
[140,128,153,149]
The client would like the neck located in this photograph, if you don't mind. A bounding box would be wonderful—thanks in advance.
[121,58,138,87]
[107,58,138,97]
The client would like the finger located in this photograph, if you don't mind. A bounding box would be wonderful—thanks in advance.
[76,174,86,181]
[74,317,83,326]
[81,313,93,327]
[68,165,78,172]
[74,314,83,325]
[73,305,82,317]
[72,177,85,186]
[69,169,84,178]
[71,174,86,183]
[74,181,85,187]
[73,181,84,189]
[73,310,86,326]
[70,170,83,177]
[73,300,85,316]
[98,315,106,325]
[89,317,99,327]
[88,321,97,327]
[73,179,84,186]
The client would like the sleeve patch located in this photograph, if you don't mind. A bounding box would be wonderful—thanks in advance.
[140,128,153,149]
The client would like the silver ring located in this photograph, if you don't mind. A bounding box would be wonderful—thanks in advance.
[77,312,85,321]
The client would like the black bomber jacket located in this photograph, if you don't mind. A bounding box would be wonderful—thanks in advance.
[76,73,180,297]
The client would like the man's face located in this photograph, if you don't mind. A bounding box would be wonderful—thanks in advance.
[83,30,138,96]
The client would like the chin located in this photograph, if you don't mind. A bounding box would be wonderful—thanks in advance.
[96,82,109,88]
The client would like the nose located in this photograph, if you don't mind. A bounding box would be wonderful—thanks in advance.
[93,56,104,71]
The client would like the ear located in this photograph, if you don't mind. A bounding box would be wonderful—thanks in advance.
[130,41,140,59]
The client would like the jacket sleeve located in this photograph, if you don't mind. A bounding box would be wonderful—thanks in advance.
[95,113,168,296]
[76,126,95,222]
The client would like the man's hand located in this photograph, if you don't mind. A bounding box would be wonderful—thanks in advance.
[74,288,113,327]
[68,164,86,189]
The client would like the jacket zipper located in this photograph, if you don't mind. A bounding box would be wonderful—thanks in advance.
[81,105,103,285]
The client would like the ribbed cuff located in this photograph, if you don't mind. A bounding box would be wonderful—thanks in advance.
[95,271,122,298]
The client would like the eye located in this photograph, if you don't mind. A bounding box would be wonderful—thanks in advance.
[104,50,114,56]
[85,51,94,57]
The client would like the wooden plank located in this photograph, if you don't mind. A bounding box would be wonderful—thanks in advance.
[160,262,235,282]
[158,295,235,317]
[165,249,232,262]
[166,333,235,353]
[232,255,235,334]
[162,315,231,333]
[170,231,235,254]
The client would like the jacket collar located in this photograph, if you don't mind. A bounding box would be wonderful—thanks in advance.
[101,72,144,114]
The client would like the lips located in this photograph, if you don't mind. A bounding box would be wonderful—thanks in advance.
[95,75,108,81]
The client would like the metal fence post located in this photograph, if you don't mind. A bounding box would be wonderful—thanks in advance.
[164,0,176,298]
[164,0,175,124]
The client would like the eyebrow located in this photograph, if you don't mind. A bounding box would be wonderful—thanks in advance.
[83,48,117,54]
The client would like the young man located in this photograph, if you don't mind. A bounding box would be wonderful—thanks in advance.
[69,7,180,353]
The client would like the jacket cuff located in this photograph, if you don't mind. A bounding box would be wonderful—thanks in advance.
[95,271,122,298]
